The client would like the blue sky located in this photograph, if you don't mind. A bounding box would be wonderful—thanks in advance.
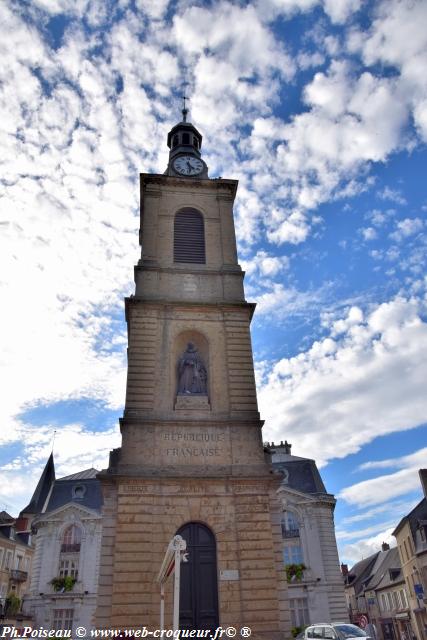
[1,0,426,565]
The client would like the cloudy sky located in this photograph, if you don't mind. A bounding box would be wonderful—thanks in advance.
[1,0,426,565]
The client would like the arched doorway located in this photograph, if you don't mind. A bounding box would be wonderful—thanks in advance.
[177,522,219,631]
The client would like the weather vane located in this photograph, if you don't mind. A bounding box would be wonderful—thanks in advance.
[182,93,189,122]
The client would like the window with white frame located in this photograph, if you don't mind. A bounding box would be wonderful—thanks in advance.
[58,525,81,582]
[283,544,304,565]
[59,558,78,579]
[53,608,74,631]
[289,597,310,628]
[281,511,300,538]
[3,551,12,570]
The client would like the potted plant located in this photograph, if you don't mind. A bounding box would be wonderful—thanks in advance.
[286,563,306,582]
[50,575,77,592]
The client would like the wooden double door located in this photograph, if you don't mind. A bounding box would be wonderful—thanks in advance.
[177,522,219,631]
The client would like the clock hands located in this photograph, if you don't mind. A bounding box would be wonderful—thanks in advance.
[173,155,203,175]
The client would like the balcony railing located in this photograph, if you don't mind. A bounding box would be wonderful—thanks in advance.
[61,543,81,553]
[282,528,300,538]
[9,569,28,582]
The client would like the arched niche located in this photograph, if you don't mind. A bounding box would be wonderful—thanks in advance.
[173,330,209,400]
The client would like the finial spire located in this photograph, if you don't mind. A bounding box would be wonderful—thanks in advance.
[182,94,188,122]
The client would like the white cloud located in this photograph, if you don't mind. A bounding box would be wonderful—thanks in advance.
[255,0,360,24]
[389,217,424,241]
[0,424,121,512]
[377,186,407,206]
[361,227,377,241]
[253,281,331,320]
[339,465,424,508]
[358,448,427,472]
[339,448,427,507]
[259,295,427,465]
[241,251,290,277]
[350,0,427,143]
[341,528,396,565]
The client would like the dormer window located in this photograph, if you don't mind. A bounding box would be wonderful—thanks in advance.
[72,485,86,500]
[182,132,190,145]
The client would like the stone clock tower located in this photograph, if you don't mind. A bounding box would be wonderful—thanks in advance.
[95,110,290,639]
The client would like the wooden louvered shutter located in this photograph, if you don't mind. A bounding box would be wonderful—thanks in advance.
[174,209,206,264]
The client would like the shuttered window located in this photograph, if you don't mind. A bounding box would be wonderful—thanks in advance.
[174,209,206,264]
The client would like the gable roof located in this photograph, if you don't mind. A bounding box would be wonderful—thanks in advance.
[393,496,427,539]
[372,547,403,591]
[346,552,380,594]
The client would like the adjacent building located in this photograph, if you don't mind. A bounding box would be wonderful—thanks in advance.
[343,542,417,640]
[269,441,348,630]
[20,455,103,635]
[0,511,33,618]
[393,470,427,640]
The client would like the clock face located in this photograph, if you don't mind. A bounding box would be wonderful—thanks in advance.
[173,155,204,176]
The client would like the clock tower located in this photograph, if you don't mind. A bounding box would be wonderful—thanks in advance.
[95,110,290,639]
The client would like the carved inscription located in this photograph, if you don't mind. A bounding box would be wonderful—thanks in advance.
[158,430,225,460]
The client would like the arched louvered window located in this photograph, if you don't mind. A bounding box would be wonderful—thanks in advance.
[174,209,206,264]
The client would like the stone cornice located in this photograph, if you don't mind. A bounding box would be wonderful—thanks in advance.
[140,173,238,200]
[124,296,257,322]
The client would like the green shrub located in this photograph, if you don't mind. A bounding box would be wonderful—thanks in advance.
[5,593,21,615]
[50,576,77,592]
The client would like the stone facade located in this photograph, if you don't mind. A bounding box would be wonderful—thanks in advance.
[270,443,348,629]
[344,545,413,640]
[20,463,103,635]
[393,471,427,640]
[0,512,33,617]
[95,120,291,639]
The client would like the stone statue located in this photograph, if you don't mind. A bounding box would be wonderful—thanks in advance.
[177,342,207,395]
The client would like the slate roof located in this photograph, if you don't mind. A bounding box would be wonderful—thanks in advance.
[20,456,103,518]
[45,471,102,513]
[58,468,99,481]
[346,552,380,594]
[21,453,56,515]
[270,448,328,494]
[393,496,427,540]
[0,510,14,523]
[372,547,404,591]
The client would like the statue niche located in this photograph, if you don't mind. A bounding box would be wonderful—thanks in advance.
[177,342,207,396]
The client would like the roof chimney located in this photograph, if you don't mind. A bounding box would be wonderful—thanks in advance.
[283,440,292,454]
[381,542,390,551]
[419,469,427,500]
